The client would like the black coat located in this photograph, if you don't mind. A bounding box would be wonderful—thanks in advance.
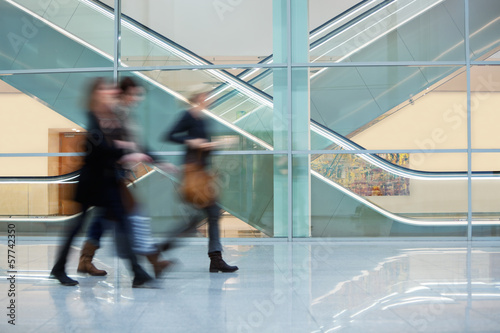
[74,112,125,206]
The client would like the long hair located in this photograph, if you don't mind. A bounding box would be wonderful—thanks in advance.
[87,77,106,111]
[119,76,139,95]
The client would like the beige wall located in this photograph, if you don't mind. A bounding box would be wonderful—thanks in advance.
[352,91,500,214]
[0,90,83,215]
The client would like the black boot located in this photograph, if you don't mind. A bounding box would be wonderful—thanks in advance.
[208,251,238,273]
[132,274,154,288]
[50,268,79,286]
[131,265,154,288]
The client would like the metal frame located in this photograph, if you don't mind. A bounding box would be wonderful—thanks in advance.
[465,0,472,241]
[1,0,499,241]
[287,0,293,242]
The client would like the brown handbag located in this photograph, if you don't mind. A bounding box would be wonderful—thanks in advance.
[180,162,219,208]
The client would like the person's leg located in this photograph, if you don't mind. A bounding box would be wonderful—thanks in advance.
[78,208,108,275]
[206,204,223,254]
[205,204,238,273]
[85,208,106,247]
[129,209,172,278]
[106,187,152,287]
[51,206,89,286]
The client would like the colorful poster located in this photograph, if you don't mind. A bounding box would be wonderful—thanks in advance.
[311,153,410,196]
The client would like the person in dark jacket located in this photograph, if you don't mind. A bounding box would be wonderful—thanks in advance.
[167,91,238,273]
[50,78,154,287]
[76,77,171,279]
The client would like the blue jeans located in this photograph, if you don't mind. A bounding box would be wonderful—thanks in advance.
[85,208,109,248]
[204,204,223,253]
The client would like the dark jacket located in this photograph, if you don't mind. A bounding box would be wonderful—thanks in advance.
[167,110,210,166]
[75,112,125,206]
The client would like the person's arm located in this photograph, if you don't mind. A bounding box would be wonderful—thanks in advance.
[167,112,212,150]
[167,112,195,144]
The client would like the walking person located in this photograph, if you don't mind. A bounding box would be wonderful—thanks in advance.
[167,90,238,273]
[76,77,172,279]
[50,78,153,287]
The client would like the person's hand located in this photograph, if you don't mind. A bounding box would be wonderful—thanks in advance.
[118,152,153,164]
[114,140,138,151]
[199,142,218,151]
[186,138,207,149]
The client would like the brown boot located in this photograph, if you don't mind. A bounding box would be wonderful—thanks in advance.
[146,252,172,278]
[77,242,107,276]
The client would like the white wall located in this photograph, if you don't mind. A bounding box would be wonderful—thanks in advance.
[104,0,360,57]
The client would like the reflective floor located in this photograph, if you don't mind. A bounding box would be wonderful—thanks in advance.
[1,239,499,332]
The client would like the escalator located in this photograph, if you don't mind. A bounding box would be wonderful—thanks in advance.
[0,0,276,235]
[203,0,500,236]
[1,0,500,237]
[211,0,500,140]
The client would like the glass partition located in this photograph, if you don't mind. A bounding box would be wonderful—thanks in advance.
[120,0,273,66]
[469,0,500,61]
[1,0,500,241]
[0,0,115,70]
[472,153,500,237]
[129,69,281,152]
[301,152,469,237]
[471,65,500,149]
[0,71,114,123]
[309,66,468,151]
[309,0,467,63]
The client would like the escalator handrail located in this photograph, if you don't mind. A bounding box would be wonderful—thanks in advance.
[223,1,393,83]
[0,170,80,183]
[0,162,150,184]
[310,0,386,37]
[207,0,398,107]
[309,0,396,52]
[311,119,500,180]
[312,170,500,226]
[88,0,273,102]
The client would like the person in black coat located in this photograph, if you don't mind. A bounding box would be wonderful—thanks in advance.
[167,91,238,273]
[76,77,172,279]
[50,78,154,287]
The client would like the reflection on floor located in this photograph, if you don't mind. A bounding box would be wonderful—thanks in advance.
[0,240,499,332]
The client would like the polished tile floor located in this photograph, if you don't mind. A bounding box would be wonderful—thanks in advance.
[1,239,499,332]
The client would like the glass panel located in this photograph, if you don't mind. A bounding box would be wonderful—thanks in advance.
[310,66,467,150]
[469,0,500,61]
[130,69,283,152]
[119,0,273,66]
[137,154,286,238]
[0,156,84,236]
[0,0,114,70]
[309,0,466,63]
[309,0,382,45]
[0,72,114,131]
[0,152,285,238]
[471,65,500,149]
[484,51,500,62]
[472,153,500,237]
[304,152,468,237]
